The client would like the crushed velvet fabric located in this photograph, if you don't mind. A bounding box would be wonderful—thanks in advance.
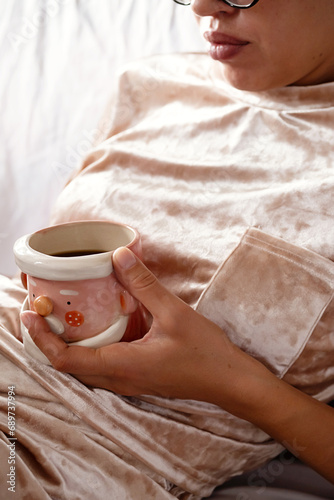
[0,53,334,499]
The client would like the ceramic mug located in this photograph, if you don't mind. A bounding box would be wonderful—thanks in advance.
[14,220,145,364]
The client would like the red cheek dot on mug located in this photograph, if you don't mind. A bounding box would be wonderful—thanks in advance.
[65,311,84,327]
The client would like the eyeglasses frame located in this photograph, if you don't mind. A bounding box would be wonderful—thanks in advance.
[173,0,260,9]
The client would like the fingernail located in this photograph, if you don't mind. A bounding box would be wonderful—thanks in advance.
[113,247,137,270]
[21,312,34,330]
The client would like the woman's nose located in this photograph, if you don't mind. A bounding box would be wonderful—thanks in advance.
[33,295,54,317]
[191,0,236,17]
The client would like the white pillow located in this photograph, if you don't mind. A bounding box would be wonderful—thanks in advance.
[0,0,205,276]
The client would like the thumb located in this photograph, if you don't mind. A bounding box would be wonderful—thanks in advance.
[113,247,175,317]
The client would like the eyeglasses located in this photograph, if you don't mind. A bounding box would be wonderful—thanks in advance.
[173,0,260,9]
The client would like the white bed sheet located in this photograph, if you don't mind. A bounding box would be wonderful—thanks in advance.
[0,0,205,276]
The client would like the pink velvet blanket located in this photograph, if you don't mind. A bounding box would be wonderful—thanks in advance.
[1,53,334,499]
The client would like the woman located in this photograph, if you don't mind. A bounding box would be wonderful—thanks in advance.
[3,0,334,498]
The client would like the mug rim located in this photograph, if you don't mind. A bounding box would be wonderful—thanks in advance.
[13,220,140,281]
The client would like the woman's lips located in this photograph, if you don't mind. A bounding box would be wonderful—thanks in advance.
[204,31,249,61]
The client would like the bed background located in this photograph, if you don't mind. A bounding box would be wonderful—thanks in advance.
[0,0,205,276]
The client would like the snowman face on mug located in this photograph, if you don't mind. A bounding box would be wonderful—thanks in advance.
[23,273,137,343]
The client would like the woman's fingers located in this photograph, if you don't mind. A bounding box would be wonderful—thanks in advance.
[21,247,178,373]
[21,311,111,374]
[112,247,179,319]
[21,311,67,361]
[21,309,163,395]
[20,310,154,391]
[19,250,236,402]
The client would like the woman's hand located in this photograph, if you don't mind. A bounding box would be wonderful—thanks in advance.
[21,247,255,414]
[21,247,334,483]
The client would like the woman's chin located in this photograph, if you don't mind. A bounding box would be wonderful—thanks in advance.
[217,64,282,92]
